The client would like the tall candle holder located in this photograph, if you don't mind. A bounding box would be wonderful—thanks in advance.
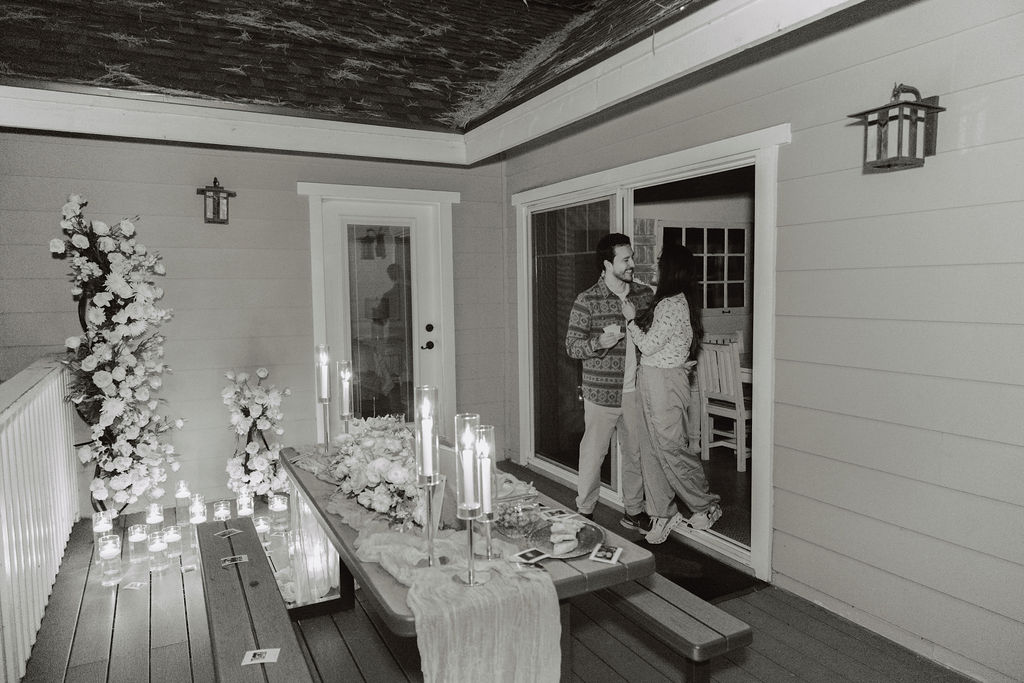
[454,413,487,585]
[414,385,441,565]
[337,359,353,434]
[174,480,191,525]
[315,344,332,453]
[474,425,499,560]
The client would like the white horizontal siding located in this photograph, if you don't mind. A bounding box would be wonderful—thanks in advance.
[501,1,1024,680]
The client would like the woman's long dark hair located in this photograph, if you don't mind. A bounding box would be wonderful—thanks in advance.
[635,244,704,359]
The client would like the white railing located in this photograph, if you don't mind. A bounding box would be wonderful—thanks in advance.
[0,356,79,682]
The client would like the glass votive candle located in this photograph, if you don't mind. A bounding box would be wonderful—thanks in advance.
[162,525,182,559]
[146,503,164,526]
[98,534,122,587]
[92,511,114,548]
[148,530,169,572]
[253,516,270,544]
[213,500,232,521]
[268,494,288,530]
[236,493,254,517]
[128,524,150,564]
[174,480,191,524]
[190,493,206,524]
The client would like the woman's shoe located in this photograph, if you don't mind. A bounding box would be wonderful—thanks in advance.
[644,512,684,544]
[686,506,722,531]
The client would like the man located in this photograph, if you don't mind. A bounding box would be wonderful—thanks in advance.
[565,233,654,532]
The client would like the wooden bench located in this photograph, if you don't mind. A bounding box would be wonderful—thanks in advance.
[196,517,313,682]
[580,572,752,683]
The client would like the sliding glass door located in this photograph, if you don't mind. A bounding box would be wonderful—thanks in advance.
[529,196,618,492]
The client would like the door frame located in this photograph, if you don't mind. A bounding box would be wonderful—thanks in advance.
[298,182,460,439]
[511,124,789,580]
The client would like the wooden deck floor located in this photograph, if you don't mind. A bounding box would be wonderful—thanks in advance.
[24,515,974,682]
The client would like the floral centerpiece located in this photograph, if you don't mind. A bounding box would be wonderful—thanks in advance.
[50,194,182,511]
[222,368,291,496]
[327,415,427,526]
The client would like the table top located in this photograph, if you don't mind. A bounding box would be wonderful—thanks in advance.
[280,451,655,638]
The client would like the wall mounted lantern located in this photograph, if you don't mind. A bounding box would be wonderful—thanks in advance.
[195,177,236,223]
[848,83,945,172]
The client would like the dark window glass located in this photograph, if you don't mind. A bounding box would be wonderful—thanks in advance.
[707,256,725,281]
[707,283,725,309]
[727,228,745,254]
[727,255,744,280]
[728,283,745,308]
[706,228,725,254]
[685,228,703,253]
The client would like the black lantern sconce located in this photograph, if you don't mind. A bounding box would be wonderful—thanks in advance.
[196,178,237,224]
[848,84,945,173]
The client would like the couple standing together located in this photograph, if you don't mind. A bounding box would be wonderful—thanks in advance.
[565,233,722,544]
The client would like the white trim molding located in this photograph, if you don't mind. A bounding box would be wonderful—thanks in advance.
[513,125,788,581]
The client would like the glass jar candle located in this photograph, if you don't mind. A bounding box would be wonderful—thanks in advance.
[253,516,271,545]
[148,530,169,572]
[213,500,232,521]
[98,534,122,587]
[128,524,150,565]
[190,493,207,524]
[174,480,191,525]
[145,503,164,526]
[162,525,182,559]
[268,494,289,531]
[236,493,254,517]
[92,511,114,551]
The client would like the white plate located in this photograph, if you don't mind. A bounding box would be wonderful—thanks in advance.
[527,521,605,559]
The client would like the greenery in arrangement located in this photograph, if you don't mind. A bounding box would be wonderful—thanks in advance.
[327,415,428,526]
[222,368,291,496]
[49,194,182,511]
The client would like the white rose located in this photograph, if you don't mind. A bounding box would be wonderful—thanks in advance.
[61,201,80,219]
[92,370,113,389]
[256,367,269,378]
[80,355,98,372]
[154,263,166,275]
[92,292,112,307]
[65,336,80,349]
[50,239,66,254]
[92,220,110,235]
[77,445,93,463]
[71,233,89,249]
[97,236,117,252]
[119,219,135,236]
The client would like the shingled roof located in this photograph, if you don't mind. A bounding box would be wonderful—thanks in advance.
[0,0,712,133]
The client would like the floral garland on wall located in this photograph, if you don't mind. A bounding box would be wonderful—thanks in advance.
[49,195,182,511]
[222,368,291,496]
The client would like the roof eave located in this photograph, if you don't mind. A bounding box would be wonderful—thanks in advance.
[0,0,867,166]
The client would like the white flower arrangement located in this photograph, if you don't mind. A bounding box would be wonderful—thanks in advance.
[51,194,182,509]
[328,415,426,526]
[222,368,291,496]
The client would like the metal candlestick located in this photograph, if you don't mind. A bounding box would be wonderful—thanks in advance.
[474,515,499,560]
[455,520,489,586]
[422,479,439,566]
[319,401,331,455]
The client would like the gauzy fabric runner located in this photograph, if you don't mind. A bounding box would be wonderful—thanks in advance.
[291,447,561,682]
[358,530,561,683]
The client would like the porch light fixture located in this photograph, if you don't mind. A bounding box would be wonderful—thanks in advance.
[848,83,945,173]
[196,177,236,223]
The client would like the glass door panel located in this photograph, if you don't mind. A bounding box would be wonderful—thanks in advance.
[530,196,616,489]
[345,224,412,419]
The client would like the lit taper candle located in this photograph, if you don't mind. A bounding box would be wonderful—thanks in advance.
[454,413,481,519]
[315,344,331,402]
[414,385,439,483]
[475,425,495,517]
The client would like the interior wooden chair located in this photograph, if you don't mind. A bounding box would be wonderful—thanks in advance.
[695,339,751,472]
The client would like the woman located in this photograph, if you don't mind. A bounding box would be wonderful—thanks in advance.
[622,244,722,544]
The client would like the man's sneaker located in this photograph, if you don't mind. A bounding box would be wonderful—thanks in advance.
[620,511,653,533]
[576,510,594,521]
[686,505,722,531]
[644,512,684,544]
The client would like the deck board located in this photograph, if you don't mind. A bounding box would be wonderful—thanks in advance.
[21,520,92,682]
[25,518,978,682]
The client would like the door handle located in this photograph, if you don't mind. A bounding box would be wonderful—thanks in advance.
[420,341,435,350]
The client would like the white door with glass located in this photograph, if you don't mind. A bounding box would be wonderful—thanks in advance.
[300,184,459,441]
